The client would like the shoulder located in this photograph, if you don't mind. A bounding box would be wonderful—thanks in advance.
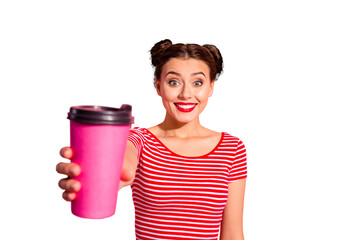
[146,125,161,136]
[129,127,149,141]
[222,132,246,150]
[222,131,241,143]
[130,127,147,134]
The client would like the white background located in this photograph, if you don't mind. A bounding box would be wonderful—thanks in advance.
[1,0,359,239]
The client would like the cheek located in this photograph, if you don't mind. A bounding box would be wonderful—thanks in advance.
[196,88,212,101]
[161,86,179,101]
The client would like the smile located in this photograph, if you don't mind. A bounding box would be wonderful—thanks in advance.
[174,102,197,112]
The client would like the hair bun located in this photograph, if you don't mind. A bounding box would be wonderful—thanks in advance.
[203,44,223,77]
[150,39,173,66]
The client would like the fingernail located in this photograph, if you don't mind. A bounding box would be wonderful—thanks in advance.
[71,181,81,191]
[70,167,79,176]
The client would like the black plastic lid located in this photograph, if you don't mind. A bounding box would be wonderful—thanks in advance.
[67,104,134,125]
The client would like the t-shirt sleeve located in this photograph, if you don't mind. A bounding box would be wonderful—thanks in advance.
[228,139,247,182]
[127,127,145,160]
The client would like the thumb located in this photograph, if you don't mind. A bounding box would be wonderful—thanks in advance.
[121,167,135,182]
[119,167,136,189]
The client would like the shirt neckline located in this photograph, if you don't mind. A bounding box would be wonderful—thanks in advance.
[143,128,225,158]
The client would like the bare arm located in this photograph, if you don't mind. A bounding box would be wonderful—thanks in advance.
[118,140,139,189]
[219,178,246,240]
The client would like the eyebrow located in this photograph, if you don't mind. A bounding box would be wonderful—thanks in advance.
[165,71,206,77]
[166,71,181,77]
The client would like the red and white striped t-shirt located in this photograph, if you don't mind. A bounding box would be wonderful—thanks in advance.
[128,127,247,240]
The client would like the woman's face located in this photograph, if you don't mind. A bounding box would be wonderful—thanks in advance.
[156,58,214,123]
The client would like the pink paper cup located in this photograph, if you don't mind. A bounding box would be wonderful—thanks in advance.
[67,105,134,219]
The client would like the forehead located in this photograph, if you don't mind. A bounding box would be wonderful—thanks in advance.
[162,58,210,76]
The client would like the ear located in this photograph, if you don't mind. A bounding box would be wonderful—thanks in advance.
[209,80,215,97]
[155,78,161,96]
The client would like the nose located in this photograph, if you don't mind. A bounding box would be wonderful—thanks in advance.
[179,83,192,100]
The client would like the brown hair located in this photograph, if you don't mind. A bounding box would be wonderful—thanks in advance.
[150,39,223,84]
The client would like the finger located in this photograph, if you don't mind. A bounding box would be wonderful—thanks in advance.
[59,147,73,159]
[58,178,81,192]
[62,191,77,202]
[56,162,81,177]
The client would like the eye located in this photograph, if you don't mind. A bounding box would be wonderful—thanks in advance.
[169,80,179,86]
[193,80,203,86]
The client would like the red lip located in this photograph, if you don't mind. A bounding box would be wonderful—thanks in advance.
[175,102,197,105]
[174,102,197,113]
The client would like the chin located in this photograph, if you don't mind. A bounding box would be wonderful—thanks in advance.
[176,118,196,124]
[171,113,198,124]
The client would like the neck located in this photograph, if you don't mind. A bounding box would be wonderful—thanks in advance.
[158,113,204,138]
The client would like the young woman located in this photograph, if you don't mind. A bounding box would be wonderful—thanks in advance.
[57,39,247,240]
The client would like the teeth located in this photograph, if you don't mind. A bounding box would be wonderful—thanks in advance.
[176,104,196,109]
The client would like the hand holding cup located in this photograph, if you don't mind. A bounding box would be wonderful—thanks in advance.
[56,144,137,202]
[57,105,133,219]
[56,147,81,201]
